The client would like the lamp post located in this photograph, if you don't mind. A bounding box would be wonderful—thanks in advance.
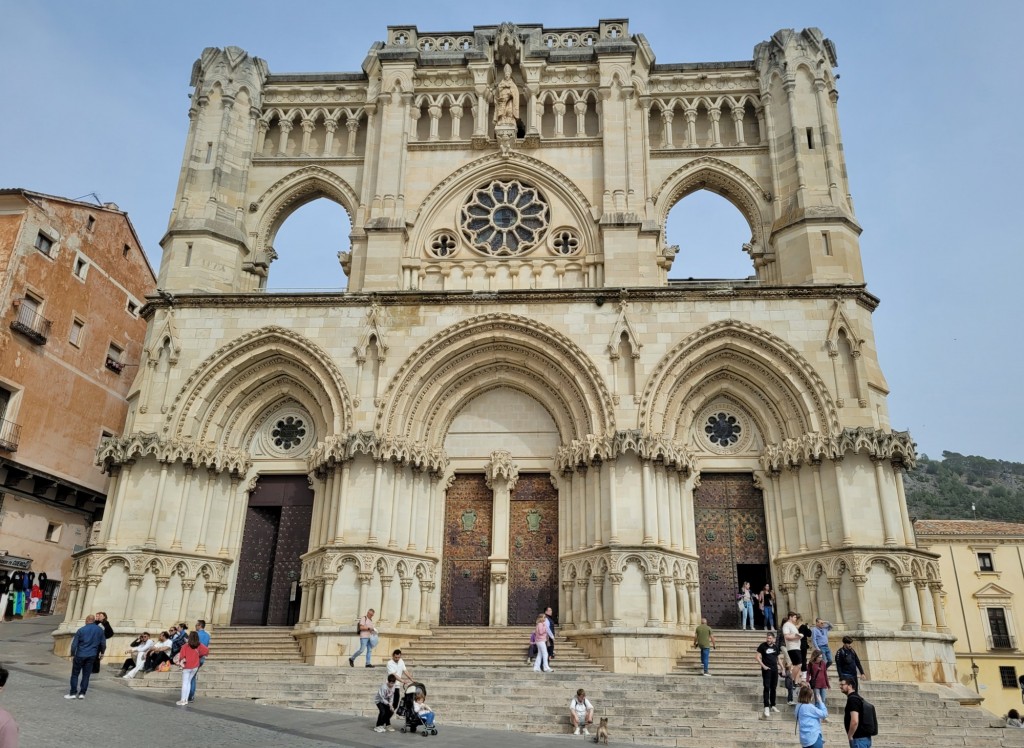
[970,659,980,694]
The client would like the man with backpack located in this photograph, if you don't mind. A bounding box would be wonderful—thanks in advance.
[839,677,877,747]
[834,636,867,690]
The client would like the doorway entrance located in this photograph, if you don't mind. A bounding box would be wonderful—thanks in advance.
[694,473,770,628]
[440,475,493,625]
[231,475,312,626]
[508,474,559,626]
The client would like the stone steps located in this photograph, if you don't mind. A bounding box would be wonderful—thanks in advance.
[204,625,304,663]
[398,626,601,669]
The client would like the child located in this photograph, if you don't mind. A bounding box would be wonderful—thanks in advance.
[373,674,398,733]
[526,630,538,665]
[413,692,436,729]
[806,648,830,708]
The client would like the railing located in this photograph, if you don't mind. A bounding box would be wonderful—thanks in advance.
[988,634,1016,650]
[105,356,125,373]
[0,417,21,451]
[10,301,51,344]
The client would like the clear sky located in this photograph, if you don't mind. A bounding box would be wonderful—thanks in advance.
[3,1,1022,462]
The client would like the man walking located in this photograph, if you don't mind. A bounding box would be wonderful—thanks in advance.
[66,614,106,699]
[812,618,834,667]
[349,609,377,667]
[693,617,715,676]
[755,632,783,718]
[840,677,873,747]
[781,611,804,685]
[188,619,211,703]
[835,636,867,690]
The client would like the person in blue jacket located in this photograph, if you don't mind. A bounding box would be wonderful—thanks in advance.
[66,614,106,699]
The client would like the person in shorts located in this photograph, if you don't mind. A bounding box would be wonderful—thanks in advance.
[781,611,804,685]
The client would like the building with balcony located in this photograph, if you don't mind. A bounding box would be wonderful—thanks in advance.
[915,519,1024,715]
[0,189,157,617]
[54,21,957,685]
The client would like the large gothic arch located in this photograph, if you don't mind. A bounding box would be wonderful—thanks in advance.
[375,313,615,446]
[639,319,839,441]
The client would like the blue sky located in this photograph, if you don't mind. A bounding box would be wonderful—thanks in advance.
[3,1,1022,462]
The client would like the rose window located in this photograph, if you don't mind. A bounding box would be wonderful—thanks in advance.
[704,412,741,447]
[460,180,549,256]
[271,416,306,451]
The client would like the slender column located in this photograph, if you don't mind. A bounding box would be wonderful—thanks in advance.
[417,581,431,626]
[930,584,949,631]
[298,582,312,624]
[254,118,269,154]
[218,476,240,556]
[893,465,915,545]
[299,118,314,155]
[584,465,597,547]
[687,581,700,624]
[675,580,689,627]
[204,584,215,619]
[593,575,606,626]
[311,580,324,622]
[308,472,326,550]
[684,107,697,147]
[645,573,662,627]
[562,472,574,551]
[378,575,392,624]
[553,101,566,137]
[450,108,463,140]
[104,461,134,545]
[170,466,195,550]
[682,474,695,553]
[641,460,656,545]
[804,578,820,621]
[146,462,170,547]
[656,465,670,547]
[574,99,587,135]
[660,108,675,148]
[732,106,746,146]
[65,583,81,625]
[388,463,402,549]
[345,118,359,157]
[827,577,846,626]
[811,461,830,549]
[662,576,675,624]
[562,581,576,628]
[574,467,586,550]
[398,579,412,626]
[276,120,293,156]
[709,107,722,147]
[150,577,169,626]
[607,574,622,626]
[832,459,853,546]
[406,469,420,551]
[334,462,351,544]
[756,106,766,145]
[917,581,936,631]
[425,473,438,554]
[607,463,619,543]
[897,575,922,631]
[770,472,788,554]
[592,465,603,547]
[322,119,337,156]
[72,580,88,621]
[789,466,808,552]
[212,584,227,625]
[81,577,100,619]
[852,575,870,628]
[427,104,442,141]
[356,572,372,616]
[812,78,840,201]
[323,467,339,545]
[782,79,807,199]
[667,471,681,550]
[320,574,337,624]
[121,575,142,625]
[367,462,383,544]
[195,469,217,553]
[576,579,589,627]
[872,458,899,546]
[178,579,195,621]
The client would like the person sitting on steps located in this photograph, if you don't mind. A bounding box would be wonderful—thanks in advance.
[569,688,594,736]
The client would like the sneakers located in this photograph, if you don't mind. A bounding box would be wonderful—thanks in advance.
[122,673,134,680]
[176,700,189,706]
[77,694,85,699]
[574,728,581,735]
[770,706,779,713]
[365,663,375,668]
[373,726,386,733]
[702,672,711,676]
[385,726,395,732]
[582,728,591,736]
[348,658,354,667]
[763,707,770,718]
[787,700,796,706]
[64,694,77,700]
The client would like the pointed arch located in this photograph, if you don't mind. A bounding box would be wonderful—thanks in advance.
[639,320,839,443]
[168,326,353,445]
[376,313,615,447]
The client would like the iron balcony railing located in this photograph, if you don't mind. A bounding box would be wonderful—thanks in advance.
[10,301,51,344]
[0,417,21,451]
[988,634,1017,650]
[105,356,125,373]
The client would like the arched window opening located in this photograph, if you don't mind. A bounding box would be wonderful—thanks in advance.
[666,190,755,281]
[837,330,860,404]
[364,334,382,402]
[616,331,636,397]
[267,198,351,291]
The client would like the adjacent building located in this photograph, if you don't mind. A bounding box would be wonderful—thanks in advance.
[915,520,1024,715]
[56,21,955,682]
[0,190,157,616]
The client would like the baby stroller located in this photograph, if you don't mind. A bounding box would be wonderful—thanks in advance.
[398,682,438,736]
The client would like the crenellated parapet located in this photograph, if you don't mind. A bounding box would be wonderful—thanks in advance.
[759,427,916,471]
[96,432,251,476]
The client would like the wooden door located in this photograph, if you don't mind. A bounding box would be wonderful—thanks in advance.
[440,475,492,625]
[508,474,559,626]
[231,506,279,625]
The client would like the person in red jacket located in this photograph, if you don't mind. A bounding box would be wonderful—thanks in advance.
[175,631,209,706]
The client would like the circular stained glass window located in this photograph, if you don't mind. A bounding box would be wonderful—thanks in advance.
[705,412,741,447]
[272,416,306,450]
[460,180,549,256]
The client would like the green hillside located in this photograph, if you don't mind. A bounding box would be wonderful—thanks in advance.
[904,451,1024,522]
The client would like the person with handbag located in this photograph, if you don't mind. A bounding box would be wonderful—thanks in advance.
[349,609,378,667]
[794,684,828,748]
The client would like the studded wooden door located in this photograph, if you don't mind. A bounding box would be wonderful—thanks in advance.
[440,475,493,625]
[231,475,313,626]
[694,473,769,628]
[508,474,559,626]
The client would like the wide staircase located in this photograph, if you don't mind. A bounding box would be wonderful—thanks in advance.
[398,625,601,669]
[198,626,304,662]
[124,628,1024,747]
[673,629,773,677]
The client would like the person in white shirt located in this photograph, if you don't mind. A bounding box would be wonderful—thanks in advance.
[120,632,155,679]
[569,688,594,736]
[386,649,415,712]
[781,611,804,685]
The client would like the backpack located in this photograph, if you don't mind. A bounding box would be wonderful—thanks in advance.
[834,646,853,673]
[858,696,878,737]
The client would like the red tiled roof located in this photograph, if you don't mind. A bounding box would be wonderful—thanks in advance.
[914,519,1024,537]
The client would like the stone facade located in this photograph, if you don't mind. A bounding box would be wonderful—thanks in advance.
[55,21,956,681]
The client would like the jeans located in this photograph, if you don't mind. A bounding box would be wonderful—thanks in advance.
[818,644,833,667]
[700,647,710,673]
[763,605,775,630]
[815,687,828,705]
[70,656,96,695]
[351,636,374,665]
[376,702,393,727]
[802,736,824,748]
[761,667,779,707]
[741,600,754,629]
[418,709,435,728]
[849,738,872,748]
[188,657,205,700]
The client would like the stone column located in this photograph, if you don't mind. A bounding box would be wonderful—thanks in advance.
[65,583,81,625]
[782,79,807,199]
[406,468,420,551]
[607,462,619,543]
[345,117,360,157]
[675,579,689,627]
[780,583,796,614]
[171,466,195,550]
[254,118,269,154]
[212,584,228,625]
[123,574,143,626]
[299,118,314,155]
[681,474,696,554]
[298,581,312,625]
[574,466,587,550]
[357,572,372,617]
[897,575,922,631]
[367,462,383,544]
[641,460,656,545]
[893,465,915,545]
[662,575,676,624]
[851,575,871,628]
[660,108,675,148]
[832,458,853,546]
[552,101,566,137]
[709,107,722,147]
[388,462,402,549]
[827,577,846,627]
[104,461,134,545]
[576,578,589,627]
[916,580,936,631]
[574,99,588,135]
[873,458,899,546]
[334,462,351,544]
[684,107,697,147]
[810,461,830,550]
[667,471,681,550]
[150,577,169,627]
[645,573,662,627]
[593,575,606,626]
[450,107,463,140]
[790,466,809,552]
[770,472,788,554]
[804,578,820,621]
[607,573,622,626]
[732,106,746,146]
[311,580,324,622]
[588,465,602,547]
[485,451,518,627]
[322,466,339,546]
[275,120,293,156]
[425,473,439,554]
[378,575,392,625]
[656,465,669,547]
[398,579,412,626]
[417,581,431,627]
[146,462,170,548]
[195,469,218,553]
[218,476,241,555]
[320,574,337,624]
[178,579,195,621]
[812,78,840,201]
[562,580,576,629]
[930,583,949,632]
[687,581,700,624]
[204,583,215,619]
[322,119,337,156]
[81,576,100,619]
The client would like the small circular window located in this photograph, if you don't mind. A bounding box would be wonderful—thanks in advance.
[271,416,306,451]
[460,180,549,256]
[704,412,741,447]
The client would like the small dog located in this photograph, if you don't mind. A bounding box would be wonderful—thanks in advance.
[593,717,609,744]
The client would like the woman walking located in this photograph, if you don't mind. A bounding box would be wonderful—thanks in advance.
[738,581,755,630]
[758,583,776,631]
[806,649,830,707]
[176,631,208,706]
[794,684,828,748]
[532,614,552,672]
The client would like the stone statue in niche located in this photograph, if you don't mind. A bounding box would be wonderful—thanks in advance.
[493,64,519,127]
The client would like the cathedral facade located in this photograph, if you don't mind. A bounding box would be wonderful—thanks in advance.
[56,21,955,680]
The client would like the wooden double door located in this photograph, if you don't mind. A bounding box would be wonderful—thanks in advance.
[231,475,313,626]
[440,473,558,626]
[694,473,771,628]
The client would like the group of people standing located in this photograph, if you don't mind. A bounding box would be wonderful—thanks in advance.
[529,607,556,672]
[737,581,776,631]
